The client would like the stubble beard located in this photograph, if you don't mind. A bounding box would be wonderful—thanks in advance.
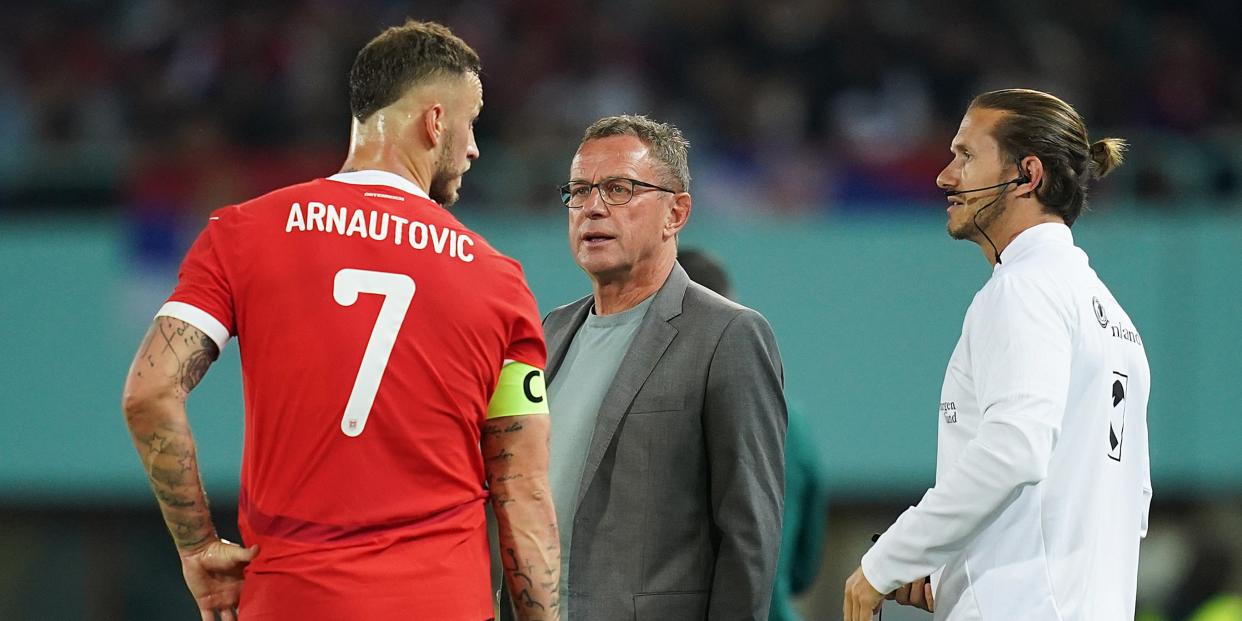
[948,193,1006,242]
[429,139,461,206]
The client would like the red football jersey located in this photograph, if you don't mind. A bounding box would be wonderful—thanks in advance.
[159,170,545,620]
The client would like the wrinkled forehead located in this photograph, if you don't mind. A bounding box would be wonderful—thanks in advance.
[570,135,655,180]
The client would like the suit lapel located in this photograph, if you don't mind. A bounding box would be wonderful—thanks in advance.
[575,264,689,508]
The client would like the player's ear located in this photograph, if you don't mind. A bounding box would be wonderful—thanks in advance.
[421,103,445,148]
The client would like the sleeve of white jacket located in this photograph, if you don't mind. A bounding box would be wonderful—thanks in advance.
[861,274,1072,593]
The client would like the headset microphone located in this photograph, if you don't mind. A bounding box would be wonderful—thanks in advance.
[943,175,1029,197]
[944,174,1029,265]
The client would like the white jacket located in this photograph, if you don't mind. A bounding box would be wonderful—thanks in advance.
[862,223,1152,620]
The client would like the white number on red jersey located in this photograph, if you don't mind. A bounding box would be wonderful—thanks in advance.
[333,269,415,437]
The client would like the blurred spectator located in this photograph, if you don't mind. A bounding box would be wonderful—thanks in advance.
[3,0,1240,224]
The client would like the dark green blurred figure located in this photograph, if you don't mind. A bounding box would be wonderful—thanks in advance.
[768,406,829,620]
[677,249,830,621]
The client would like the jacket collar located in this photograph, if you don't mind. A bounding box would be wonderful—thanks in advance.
[543,262,690,509]
[546,262,687,381]
[998,222,1073,266]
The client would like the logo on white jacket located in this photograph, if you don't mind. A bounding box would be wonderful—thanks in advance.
[1093,296,1109,328]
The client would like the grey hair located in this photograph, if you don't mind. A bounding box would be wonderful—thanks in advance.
[581,114,691,192]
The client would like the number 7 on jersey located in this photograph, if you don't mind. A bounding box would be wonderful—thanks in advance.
[334,268,415,437]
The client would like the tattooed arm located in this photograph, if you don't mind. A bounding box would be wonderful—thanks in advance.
[121,316,256,621]
[484,414,561,621]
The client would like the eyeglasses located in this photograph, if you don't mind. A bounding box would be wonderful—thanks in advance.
[558,177,677,208]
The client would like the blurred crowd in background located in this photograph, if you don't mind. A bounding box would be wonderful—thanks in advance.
[2,2,1241,619]
[3,0,1241,232]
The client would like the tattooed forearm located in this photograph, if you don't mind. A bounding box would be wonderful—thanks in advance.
[496,521,561,621]
[487,447,515,464]
[154,487,196,508]
[150,464,188,487]
[132,423,217,550]
[517,586,546,610]
[123,317,221,553]
[484,415,561,620]
[481,418,526,438]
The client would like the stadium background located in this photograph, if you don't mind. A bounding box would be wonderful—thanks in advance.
[1,0,1239,619]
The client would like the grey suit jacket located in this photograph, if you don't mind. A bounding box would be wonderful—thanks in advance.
[506,263,786,621]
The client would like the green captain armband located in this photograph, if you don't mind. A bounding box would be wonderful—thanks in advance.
[487,362,549,419]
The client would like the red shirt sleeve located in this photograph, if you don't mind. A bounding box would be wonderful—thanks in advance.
[157,211,235,349]
[503,265,547,370]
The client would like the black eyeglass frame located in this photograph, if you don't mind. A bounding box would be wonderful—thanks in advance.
[558,177,679,208]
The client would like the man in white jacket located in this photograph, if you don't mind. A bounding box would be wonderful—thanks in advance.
[844,89,1152,621]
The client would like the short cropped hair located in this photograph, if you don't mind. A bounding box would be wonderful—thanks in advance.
[970,89,1126,226]
[581,115,692,192]
[349,20,481,123]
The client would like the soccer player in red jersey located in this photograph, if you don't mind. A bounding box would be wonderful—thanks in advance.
[121,21,560,621]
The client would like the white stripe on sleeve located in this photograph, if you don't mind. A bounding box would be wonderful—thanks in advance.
[155,302,231,351]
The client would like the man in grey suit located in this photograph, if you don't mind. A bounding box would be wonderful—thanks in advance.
[504,114,786,621]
